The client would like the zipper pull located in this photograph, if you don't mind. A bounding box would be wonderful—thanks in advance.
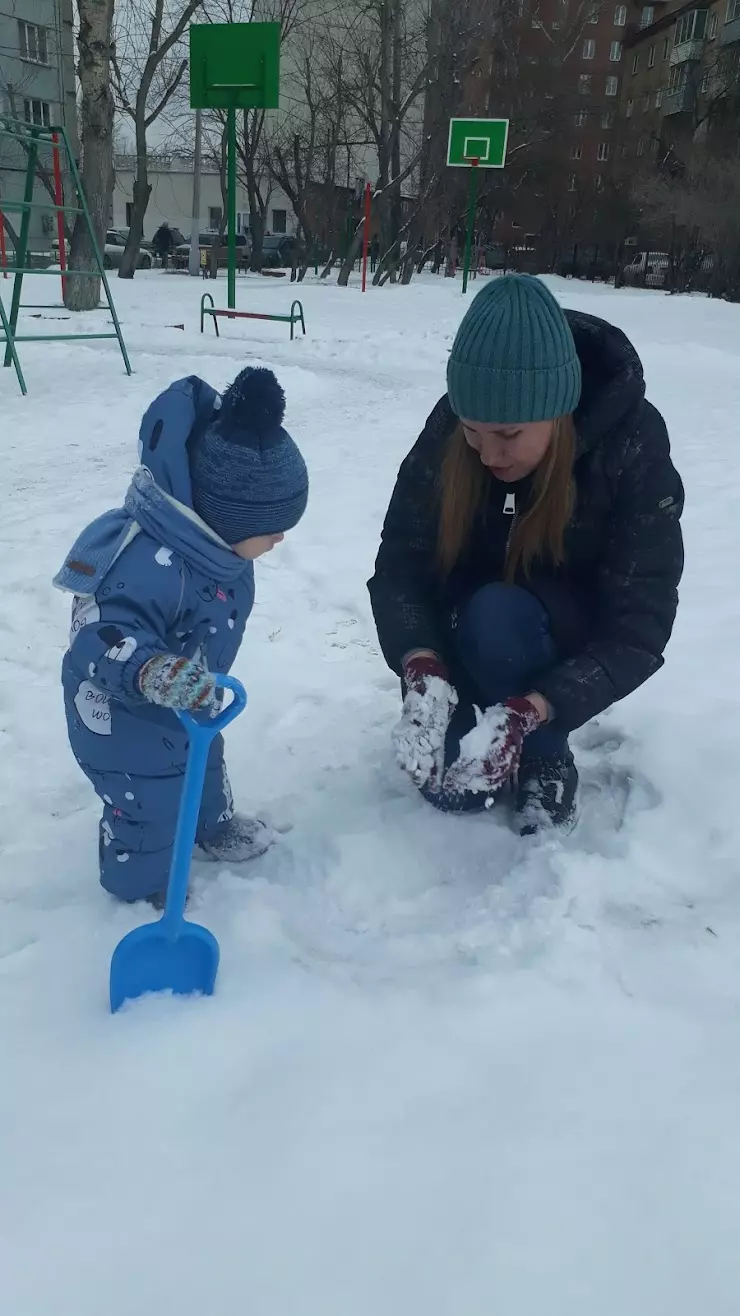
[503,492,516,516]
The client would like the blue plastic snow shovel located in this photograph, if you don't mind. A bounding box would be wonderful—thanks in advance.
[109,675,247,1013]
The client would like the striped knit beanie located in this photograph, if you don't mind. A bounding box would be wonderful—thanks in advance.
[189,367,308,544]
[447,274,582,424]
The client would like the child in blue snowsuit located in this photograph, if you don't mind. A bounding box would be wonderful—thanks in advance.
[54,367,308,905]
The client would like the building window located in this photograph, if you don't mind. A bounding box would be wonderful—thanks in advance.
[574,110,588,126]
[598,142,610,160]
[643,91,651,110]
[602,109,616,127]
[675,10,708,44]
[637,137,645,155]
[583,38,596,58]
[668,63,688,91]
[610,40,622,60]
[595,173,604,190]
[728,0,740,20]
[641,5,655,25]
[614,4,628,23]
[701,70,710,91]
[272,209,287,234]
[23,98,51,127]
[709,11,718,35]
[626,97,634,116]
[606,75,619,95]
[632,52,639,72]
[568,174,577,191]
[208,206,222,229]
[655,87,663,106]
[579,73,593,93]
[18,21,48,64]
[572,143,583,158]
[648,44,656,66]
[588,3,599,21]
[663,37,670,58]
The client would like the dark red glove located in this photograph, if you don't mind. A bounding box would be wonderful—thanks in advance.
[443,697,541,797]
[393,653,458,792]
[403,653,450,693]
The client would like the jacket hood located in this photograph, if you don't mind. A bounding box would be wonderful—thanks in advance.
[138,375,220,510]
[567,310,646,454]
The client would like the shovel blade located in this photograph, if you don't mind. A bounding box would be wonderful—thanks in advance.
[110,919,220,1013]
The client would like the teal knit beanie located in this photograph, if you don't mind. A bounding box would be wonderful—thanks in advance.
[447,274,582,424]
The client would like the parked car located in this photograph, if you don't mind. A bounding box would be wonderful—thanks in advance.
[483,243,508,271]
[172,231,250,270]
[558,246,614,282]
[622,251,669,288]
[113,226,156,254]
[260,234,304,269]
[52,229,154,269]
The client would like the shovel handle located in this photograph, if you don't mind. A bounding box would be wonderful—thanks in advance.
[159,675,247,928]
[178,674,247,738]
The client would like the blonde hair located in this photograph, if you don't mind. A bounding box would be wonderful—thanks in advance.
[436,415,576,582]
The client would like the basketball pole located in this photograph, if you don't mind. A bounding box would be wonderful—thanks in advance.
[227,106,237,309]
[462,158,479,295]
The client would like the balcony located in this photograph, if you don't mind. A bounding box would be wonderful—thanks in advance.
[670,38,705,63]
[720,16,740,43]
[662,83,694,114]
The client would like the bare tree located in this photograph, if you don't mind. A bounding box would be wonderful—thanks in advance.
[266,21,353,278]
[65,0,116,311]
[112,0,206,277]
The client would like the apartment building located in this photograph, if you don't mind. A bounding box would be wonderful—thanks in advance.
[0,0,77,251]
[421,1,658,245]
[620,0,739,163]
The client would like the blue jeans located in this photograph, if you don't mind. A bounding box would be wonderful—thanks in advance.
[422,584,569,813]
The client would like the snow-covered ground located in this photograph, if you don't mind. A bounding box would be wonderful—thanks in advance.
[2,268,740,1315]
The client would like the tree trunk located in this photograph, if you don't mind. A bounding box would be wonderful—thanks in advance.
[337,221,364,286]
[249,209,265,271]
[65,0,115,311]
[118,169,151,279]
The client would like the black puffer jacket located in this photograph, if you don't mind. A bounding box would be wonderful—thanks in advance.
[368,311,684,733]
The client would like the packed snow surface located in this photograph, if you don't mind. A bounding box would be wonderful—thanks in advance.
[2,269,739,1315]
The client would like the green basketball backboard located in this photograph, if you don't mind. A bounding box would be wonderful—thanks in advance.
[447,118,509,168]
[190,22,281,110]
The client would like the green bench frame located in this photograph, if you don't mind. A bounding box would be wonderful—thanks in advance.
[200,292,306,341]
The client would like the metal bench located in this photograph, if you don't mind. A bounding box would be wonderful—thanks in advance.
[200,292,306,341]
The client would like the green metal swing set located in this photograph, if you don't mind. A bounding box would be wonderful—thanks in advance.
[0,116,131,395]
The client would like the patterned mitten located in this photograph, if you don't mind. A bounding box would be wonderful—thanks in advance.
[137,654,216,711]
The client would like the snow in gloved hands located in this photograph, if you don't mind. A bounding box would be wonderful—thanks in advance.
[392,676,458,791]
[443,703,513,795]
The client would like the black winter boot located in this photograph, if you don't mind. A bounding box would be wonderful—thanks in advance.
[516,751,578,835]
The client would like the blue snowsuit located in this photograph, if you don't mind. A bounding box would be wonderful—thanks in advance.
[56,377,255,902]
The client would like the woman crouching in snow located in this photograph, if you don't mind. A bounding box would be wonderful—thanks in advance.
[368,274,684,831]
[54,367,308,905]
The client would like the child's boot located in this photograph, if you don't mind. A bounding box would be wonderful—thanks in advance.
[198,815,274,864]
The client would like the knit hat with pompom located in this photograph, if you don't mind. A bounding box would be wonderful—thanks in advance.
[189,366,308,544]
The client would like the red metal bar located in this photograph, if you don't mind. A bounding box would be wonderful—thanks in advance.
[52,133,67,298]
[361,182,372,292]
[213,309,291,323]
[0,211,7,278]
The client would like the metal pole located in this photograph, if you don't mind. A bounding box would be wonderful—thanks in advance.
[52,132,67,299]
[462,159,478,295]
[188,108,203,277]
[0,211,7,278]
[227,107,236,309]
[4,127,38,368]
[361,182,371,292]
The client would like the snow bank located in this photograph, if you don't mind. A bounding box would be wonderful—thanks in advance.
[1,271,739,1315]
